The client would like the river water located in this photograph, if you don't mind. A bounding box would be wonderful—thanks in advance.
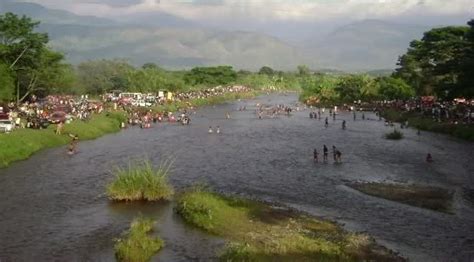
[0,93,473,261]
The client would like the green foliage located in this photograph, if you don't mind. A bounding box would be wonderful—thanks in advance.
[297,65,310,76]
[299,74,339,103]
[184,66,237,86]
[377,76,414,100]
[126,68,184,93]
[0,12,48,69]
[77,59,134,94]
[335,74,377,102]
[258,66,275,76]
[385,129,404,140]
[0,62,14,101]
[177,189,400,261]
[115,216,164,262]
[395,23,472,98]
[106,159,174,201]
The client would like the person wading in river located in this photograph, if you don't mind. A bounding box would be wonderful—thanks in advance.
[342,120,346,130]
[323,145,328,162]
[325,117,329,128]
[332,145,337,162]
[313,149,319,163]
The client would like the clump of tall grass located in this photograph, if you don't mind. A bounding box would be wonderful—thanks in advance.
[385,129,404,140]
[106,159,174,201]
[115,216,164,262]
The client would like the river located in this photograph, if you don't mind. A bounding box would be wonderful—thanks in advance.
[0,93,473,261]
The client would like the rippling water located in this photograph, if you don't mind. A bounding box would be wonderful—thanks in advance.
[0,93,473,261]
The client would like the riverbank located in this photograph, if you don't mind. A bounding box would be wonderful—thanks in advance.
[176,188,404,261]
[381,109,474,141]
[0,91,260,169]
[0,112,126,168]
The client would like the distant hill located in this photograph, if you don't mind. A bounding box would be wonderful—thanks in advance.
[306,20,429,70]
[0,1,115,26]
[1,1,432,71]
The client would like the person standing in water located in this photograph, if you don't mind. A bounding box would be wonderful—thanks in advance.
[332,145,337,162]
[342,120,346,130]
[313,149,319,163]
[323,145,328,162]
[353,111,356,121]
[336,150,342,163]
[325,117,329,128]
[362,113,365,120]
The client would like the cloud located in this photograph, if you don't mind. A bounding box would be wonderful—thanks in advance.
[24,0,474,23]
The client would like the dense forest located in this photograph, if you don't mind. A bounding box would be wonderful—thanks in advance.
[1,12,473,103]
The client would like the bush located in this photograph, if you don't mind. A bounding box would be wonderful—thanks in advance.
[115,216,164,262]
[106,159,174,201]
[385,129,404,140]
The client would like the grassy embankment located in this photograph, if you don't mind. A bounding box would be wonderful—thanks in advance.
[0,112,126,168]
[382,108,474,141]
[0,90,259,168]
[176,187,403,261]
[349,182,454,213]
[115,216,164,262]
[106,160,174,201]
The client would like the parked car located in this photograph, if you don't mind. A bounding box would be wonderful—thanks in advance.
[0,119,14,133]
[49,111,67,124]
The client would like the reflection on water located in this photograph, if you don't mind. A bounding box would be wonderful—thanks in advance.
[0,93,473,261]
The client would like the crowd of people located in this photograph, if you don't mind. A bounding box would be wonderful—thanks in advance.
[379,97,473,124]
[174,85,250,102]
[0,95,103,131]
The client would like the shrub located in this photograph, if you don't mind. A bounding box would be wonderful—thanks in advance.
[106,159,174,201]
[115,216,164,262]
[385,129,404,140]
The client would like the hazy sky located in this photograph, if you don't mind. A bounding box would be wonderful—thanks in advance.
[26,0,473,24]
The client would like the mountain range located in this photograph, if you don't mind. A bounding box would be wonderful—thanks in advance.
[0,1,436,71]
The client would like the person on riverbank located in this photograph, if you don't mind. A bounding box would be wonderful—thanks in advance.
[323,145,328,162]
[56,121,64,135]
[325,117,329,128]
[313,149,319,163]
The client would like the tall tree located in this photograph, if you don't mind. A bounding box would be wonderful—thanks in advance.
[394,25,469,97]
[0,62,14,101]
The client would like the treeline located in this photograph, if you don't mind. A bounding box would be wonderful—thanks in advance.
[300,19,474,104]
[2,12,472,104]
[0,12,300,103]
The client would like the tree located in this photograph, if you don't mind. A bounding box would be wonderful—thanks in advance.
[453,19,474,98]
[335,75,376,102]
[297,65,310,76]
[258,66,274,76]
[0,12,48,69]
[394,25,469,98]
[377,76,415,100]
[184,66,237,86]
[0,62,14,101]
[77,59,134,94]
[142,62,161,71]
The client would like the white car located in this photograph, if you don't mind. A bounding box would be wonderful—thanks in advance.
[0,119,14,133]
[132,99,152,107]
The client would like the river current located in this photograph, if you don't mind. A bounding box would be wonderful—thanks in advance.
[0,93,473,261]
